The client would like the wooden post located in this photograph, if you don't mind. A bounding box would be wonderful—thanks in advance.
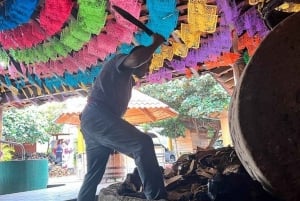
[232,59,245,86]
[219,110,232,146]
[167,137,173,151]
[231,26,242,85]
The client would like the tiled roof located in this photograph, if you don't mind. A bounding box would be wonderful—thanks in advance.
[55,89,177,125]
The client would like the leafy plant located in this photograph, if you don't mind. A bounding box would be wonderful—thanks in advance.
[141,73,230,118]
[139,74,230,140]
[0,144,15,161]
[147,117,186,138]
[3,102,64,144]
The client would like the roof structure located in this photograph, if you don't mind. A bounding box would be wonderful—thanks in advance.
[55,89,178,125]
[0,0,297,109]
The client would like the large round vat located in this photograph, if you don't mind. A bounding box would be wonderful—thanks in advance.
[229,12,300,201]
[0,159,48,195]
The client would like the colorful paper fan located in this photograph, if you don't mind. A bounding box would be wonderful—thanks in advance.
[0,0,39,31]
[0,0,270,106]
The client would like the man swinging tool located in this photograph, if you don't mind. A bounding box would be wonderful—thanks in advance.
[77,5,168,201]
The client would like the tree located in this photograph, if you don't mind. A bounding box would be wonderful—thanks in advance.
[140,73,230,147]
[148,117,186,138]
[3,102,64,144]
[141,73,230,118]
[38,102,65,136]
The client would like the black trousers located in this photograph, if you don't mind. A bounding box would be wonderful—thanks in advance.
[77,103,167,201]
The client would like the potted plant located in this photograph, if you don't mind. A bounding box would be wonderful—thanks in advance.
[0,144,15,161]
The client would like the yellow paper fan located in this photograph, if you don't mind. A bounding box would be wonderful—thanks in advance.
[161,45,174,61]
[173,42,188,57]
[181,23,201,48]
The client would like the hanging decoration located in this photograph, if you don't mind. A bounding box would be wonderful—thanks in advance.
[27,0,176,85]
[8,0,107,64]
[134,0,179,45]
[188,0,218,33]
[179,23,201,49]
[204,52,240,69]
[0,0,274,105]
[0,0,74,49]
[276,2,300,12]
[237,32,263,56]
[0,0,38,31]
[147,0,269,84]
[146,67,173,84]
[148,0,219,79]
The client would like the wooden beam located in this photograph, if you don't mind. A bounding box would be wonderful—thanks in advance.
[138,108,157,122]
[231,26,244,85]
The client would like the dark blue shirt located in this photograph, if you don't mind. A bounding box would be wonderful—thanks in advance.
[88,54,135,117]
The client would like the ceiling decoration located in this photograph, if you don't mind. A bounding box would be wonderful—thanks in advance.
[0,0,276,109]
[0,0,39,31]
[0,0,74,49]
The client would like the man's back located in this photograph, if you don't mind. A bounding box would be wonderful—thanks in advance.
[89,54,134,117]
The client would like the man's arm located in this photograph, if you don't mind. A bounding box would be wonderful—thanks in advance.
[122,33,165,69]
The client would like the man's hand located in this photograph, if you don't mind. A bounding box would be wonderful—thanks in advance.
[122,33,166,69]
[152,33,166,46]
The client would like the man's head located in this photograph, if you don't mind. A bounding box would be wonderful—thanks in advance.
[129,46,152,78]
[132,59,152,78]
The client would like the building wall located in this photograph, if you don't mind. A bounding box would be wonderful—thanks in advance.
[173,129,210,157]
[219,110,232,146]
[14,143,36,154]
[190,130,210,149]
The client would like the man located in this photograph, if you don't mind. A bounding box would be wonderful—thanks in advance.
[55,140,63,165]
[77,33,167,201]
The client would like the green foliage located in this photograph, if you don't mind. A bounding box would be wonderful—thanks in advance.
[207,127,215,138]
[148,117,186,138]
[140,74,230,138]
[140,74,230,118]
[0,144,15,161]
[38,102,65,135]
[139,124,152,133]
[3,102,64,144]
